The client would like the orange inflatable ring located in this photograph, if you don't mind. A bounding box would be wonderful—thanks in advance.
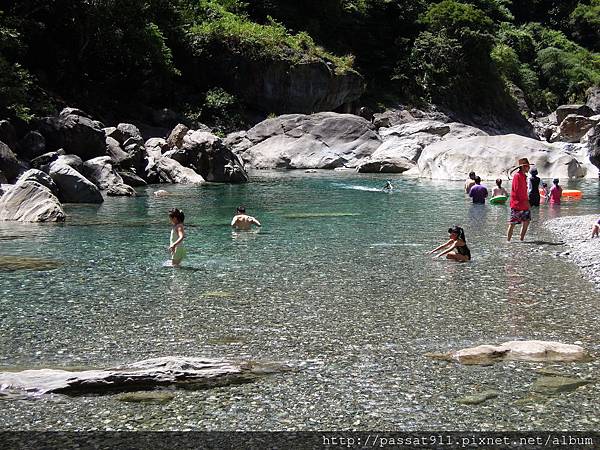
[562,189,582,198]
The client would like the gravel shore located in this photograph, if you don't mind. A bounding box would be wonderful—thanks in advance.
[545,214,600,290]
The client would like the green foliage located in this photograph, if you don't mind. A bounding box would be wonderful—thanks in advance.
[570,0,600,51]
[185,87,244,134]
[422,0,495,37]
[189,1,354,72]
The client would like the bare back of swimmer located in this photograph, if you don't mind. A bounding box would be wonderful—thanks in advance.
[231,206,261,230]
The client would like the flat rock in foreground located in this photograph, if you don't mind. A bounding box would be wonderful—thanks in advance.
[448,341,587,365]
[0,356,283,396]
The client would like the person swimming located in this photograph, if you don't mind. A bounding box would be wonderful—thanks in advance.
[429,226,471,262]
[168,208,186,266]
[382,180,393,192]
[231,205,261,231]
[492,178,508,197]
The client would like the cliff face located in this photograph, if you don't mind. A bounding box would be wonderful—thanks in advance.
[190,54,364,115]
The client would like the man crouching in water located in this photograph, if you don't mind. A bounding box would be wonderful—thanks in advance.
[231,205,261,230]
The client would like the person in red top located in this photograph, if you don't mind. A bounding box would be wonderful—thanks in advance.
[507,157,531,241]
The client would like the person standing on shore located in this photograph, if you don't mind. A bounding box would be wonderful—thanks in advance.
[549,178,562,205]
[507,158,531,242]
[465,172,476,194]
[528,168,541,207]
[468,176,488,204]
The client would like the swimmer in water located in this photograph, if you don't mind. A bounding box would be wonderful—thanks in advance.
[383,180,393,192]
[429,226,471,262]
[231,205,261,231]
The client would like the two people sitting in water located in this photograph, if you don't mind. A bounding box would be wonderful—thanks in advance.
[429,226,471,262]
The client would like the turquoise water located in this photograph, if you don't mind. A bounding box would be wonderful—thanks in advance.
[1,171,600,430]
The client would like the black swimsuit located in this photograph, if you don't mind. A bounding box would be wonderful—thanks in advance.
[456,243,471,260]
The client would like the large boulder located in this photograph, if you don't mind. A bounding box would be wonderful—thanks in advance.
[587,124,600,169]
[451,341,587,365]
[240,113,381,169]
[48,162,104,204]
[181,131,248,183]
[16,131,46,159]
[83,156,136,196]
[0,120,17,150]
[30,150,64,170]
[0,179,65,222]
[372,109,417,129]
[166,124,189,150]
[149,157,205,184]
[116,123,143,146]
[224,131,253,154]
[105,136,130,165]
[17,169,59,197]
[118,171,147,187]
[0,356,278,395]
[0,141,21,182]
[356,121,486,173]
[35,108,106,159]
[416,134,597,180]
[556,104,594,124]
[586,86,600,114]
[54,154,83,172]
[550,114,599,143]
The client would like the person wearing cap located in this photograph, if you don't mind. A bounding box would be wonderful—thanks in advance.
[468,176,488,204]
[549,178,562,204]
[465,172,476,194]
[429,226,471,262]
[528,167,541,207]
[507,157,531,241]
[231,205,261,230]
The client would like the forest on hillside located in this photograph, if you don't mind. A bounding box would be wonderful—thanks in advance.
[1,0,599,131]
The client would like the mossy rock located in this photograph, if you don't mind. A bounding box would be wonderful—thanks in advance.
[115,391,175,404]
[0,255,62,271]
[457,390,499,405]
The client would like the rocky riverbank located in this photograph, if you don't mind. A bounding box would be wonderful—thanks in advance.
[545,214,600,290]
[1,91,600,222]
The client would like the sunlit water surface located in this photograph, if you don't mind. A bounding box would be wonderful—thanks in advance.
[1,171,599,430]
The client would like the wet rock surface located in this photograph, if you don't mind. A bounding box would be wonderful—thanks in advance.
[0,357,283,396]
[545,215,600,290]
[448,341,588,365]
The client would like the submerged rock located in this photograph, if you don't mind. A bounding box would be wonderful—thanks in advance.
[115,391,175,404]
[457,390,499,405]
[450,340,587,365]
[531,376,591,395]
[0,255,63,271]
[0,356,282,395]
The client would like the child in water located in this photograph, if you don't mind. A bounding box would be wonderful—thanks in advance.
[168,208,186,266]
[549,178,562,204]
[429,226,471,262]
[541,182,550,202]
[592,219,600,238]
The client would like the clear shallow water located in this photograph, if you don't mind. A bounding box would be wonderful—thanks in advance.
[1,171,600,430]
